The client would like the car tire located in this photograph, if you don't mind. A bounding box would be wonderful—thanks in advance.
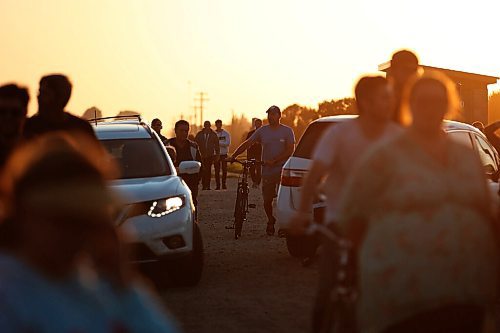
[286,234,318,258]
[166,222,204,287]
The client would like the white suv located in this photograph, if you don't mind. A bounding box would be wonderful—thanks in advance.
[92,116,203,287]
[276,115,500,257]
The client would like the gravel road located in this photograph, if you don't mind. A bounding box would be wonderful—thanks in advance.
[161,177,318,333]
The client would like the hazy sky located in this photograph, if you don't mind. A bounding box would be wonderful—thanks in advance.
[1,0,499,132]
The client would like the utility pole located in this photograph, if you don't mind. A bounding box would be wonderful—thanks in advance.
[194,92,209,127]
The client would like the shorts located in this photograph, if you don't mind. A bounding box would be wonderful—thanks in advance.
[262,173,281,202]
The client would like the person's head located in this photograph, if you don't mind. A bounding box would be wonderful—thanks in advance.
[203,120,211,130]
[401,70,459,135]
[354,76,394,121]
[254,118,262,129]
[151,118,163,135]
[0,84,29,146]
[388,50,420,88]
[215,119,222,130]
[266,105,281,126]
[472,121,485,132]
[174,119,190,141]
[1,133,117,277]
[38,74,72,116]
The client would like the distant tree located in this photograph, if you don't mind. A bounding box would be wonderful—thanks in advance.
[317,98,357,118]
[489,91,500,124]
[226,113,251,153]
[281,104,318,139]
[82,106,102,120]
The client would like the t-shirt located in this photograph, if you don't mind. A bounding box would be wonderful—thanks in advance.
[0,253,180,333]
[312,119,402,223]
[250,124,295,177]
[216,129,231,155]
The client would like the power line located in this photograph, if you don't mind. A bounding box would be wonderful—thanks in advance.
[194,92,209,127]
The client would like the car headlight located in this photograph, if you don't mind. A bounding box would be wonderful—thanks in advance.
[148,195,185,218]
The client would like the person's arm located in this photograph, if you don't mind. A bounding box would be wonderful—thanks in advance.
[230,131,259,160]
[288,160,329,234]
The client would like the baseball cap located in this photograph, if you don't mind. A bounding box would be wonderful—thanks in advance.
[266,105,281,114]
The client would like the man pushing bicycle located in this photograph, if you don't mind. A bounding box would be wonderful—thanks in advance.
[229,105,295,236]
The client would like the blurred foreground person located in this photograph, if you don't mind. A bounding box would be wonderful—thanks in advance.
[23,74,95,140]
[0,133,180,333]
[336,71,498,333]
[289,76,401,333]
[0,84,29,167]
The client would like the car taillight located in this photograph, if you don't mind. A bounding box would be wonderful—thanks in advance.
[281,168,306,187]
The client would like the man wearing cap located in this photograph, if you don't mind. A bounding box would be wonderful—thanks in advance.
[230,106,295,236]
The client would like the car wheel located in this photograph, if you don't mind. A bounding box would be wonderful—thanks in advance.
[286,233,318,258]
[166,222,204,287]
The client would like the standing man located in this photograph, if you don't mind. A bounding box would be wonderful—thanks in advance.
[23,74,96,140]
[214,119,231,190]
[166,120,202,213]
[246,118,263,188]
[230,106,295,236]
[386,50,420,123]
[195,121,220,190]
[0,84,29,168]
[151,118,168,144]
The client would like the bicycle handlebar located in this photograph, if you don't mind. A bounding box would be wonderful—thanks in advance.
[225,158,265,166]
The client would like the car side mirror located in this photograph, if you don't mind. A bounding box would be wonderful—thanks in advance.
[179,161,201,175]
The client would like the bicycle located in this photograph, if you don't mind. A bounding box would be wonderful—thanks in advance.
[225,158,263,239]
[307,223,357,333]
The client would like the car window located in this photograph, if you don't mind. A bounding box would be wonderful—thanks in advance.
[101,138,171,179]
[447,131,473,149]
[472,134,498,174]
[294,122,336,159]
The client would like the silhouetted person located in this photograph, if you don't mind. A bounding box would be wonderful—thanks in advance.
[195,121,220,190]
[0,84,29,168]
[484,121,500,153]
[386,50,420,123]
[289,76,401,333]
[23,74,96,140]
[167,120,202,213]
[152,118,168,144]
[0,133,180,332]
[230,106,295,236]
[214,119,231,190]
[246,118,263,188]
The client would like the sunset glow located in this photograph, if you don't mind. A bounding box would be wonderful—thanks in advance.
[1,0,499,132]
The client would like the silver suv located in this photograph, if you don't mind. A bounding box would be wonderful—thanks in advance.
[91,116,203,287]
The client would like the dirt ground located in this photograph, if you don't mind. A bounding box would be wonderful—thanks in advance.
[161,176,319,333]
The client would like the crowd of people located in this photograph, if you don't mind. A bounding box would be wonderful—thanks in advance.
[0,75,180,332]
[1,47,500,333]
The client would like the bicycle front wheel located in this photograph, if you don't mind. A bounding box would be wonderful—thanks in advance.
[234,186,246,239]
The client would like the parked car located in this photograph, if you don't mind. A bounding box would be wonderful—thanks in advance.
[276,115,500,257]
[91,116,203,287]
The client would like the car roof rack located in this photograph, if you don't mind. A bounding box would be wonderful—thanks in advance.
[88,115,143,125]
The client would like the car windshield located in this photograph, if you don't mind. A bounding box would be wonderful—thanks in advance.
[100,138,171,179]
[293,122,336,159]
